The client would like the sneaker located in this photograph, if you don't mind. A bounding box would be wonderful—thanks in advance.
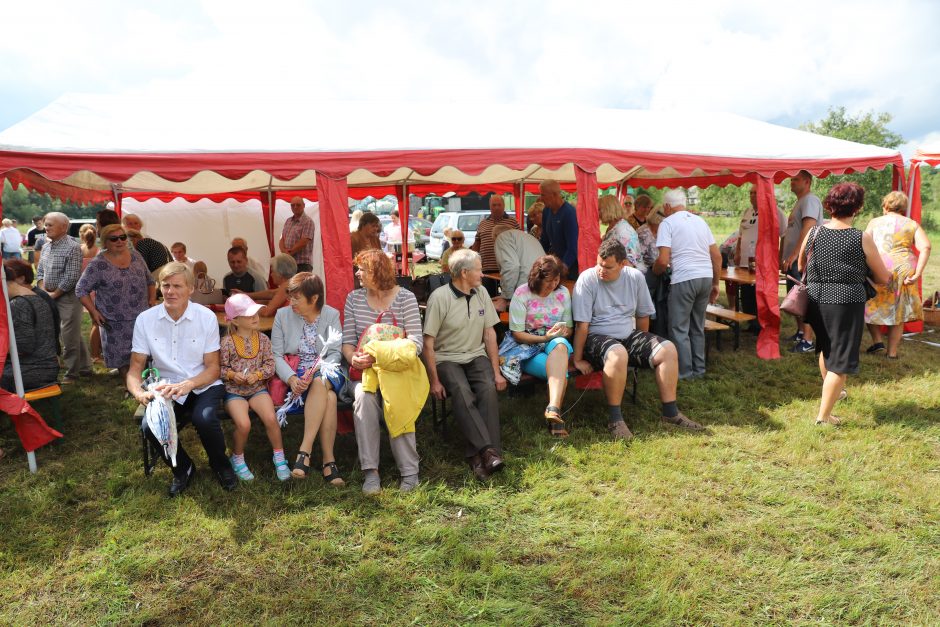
[790,339,814,353]
[229,455,254,481]
[399,474,420,492]
[273,456,291,481]
[607,420,634,440]
[786,331,804,343]
[362,470,381,495]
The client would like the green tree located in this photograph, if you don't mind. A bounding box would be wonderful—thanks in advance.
[799,107,904,215]
[2,179,106,223]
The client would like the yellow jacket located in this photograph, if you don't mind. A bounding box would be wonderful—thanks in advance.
[362,338,429,437]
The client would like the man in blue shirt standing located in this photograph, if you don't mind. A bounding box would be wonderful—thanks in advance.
[539,180,579,279]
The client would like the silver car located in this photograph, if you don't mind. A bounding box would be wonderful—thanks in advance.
[425,211,490,260]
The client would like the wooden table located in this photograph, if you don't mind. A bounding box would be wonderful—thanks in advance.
[215,311,275,333]
[719,267,757,285]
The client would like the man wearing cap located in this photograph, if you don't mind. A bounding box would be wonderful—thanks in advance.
[279,197,315,273]
[126,262,236,497]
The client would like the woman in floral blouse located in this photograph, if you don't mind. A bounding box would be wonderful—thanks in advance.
[499,255,574,437]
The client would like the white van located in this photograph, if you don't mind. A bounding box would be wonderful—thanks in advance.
[425,211,490,260]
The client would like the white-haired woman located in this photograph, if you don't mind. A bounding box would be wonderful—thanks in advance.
[422,249,507,481]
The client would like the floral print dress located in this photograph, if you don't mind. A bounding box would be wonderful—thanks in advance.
[864,214,924,325]
[497,285,573,384]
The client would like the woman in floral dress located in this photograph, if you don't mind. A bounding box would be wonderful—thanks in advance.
[498,255,573,437]
[76,224,156,377]
[864,192,932,359]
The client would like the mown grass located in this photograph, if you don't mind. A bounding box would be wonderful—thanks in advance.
[2,224,939,625]
[1,312,938,624]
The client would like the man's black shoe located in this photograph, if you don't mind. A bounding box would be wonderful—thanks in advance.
[168,464,195,498]
[216,464,238,491]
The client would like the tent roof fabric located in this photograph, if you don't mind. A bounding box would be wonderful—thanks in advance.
[0,93,903,195]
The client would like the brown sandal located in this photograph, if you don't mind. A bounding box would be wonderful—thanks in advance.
[544,406,564,424]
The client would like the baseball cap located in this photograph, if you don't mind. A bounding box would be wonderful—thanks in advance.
[224,293,263,321]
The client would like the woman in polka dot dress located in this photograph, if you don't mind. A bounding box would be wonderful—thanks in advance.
[797,183,890,426]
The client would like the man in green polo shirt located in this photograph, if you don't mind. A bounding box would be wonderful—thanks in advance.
[423,249,507,481]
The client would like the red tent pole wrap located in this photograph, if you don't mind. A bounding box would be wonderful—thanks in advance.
[574,166,600,275]
[755,175,781,359]
[317,173,353,311]
[904,164,925,333]
[113,188,123,217]
[513,181,524,226]
[892,163,906,193]
[395,184,409,276]
[260,190,276,258]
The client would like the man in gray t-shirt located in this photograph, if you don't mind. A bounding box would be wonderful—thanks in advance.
[571,239,702,440]
[780,170,822,351]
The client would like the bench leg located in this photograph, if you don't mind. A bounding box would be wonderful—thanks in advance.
[733,322,740,351]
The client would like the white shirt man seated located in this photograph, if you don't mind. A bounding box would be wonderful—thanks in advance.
[126,262,236,497]
[572,239,703,440]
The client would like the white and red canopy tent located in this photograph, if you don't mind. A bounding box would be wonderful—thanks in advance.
[0,93,904,359]
[909,141,940,221]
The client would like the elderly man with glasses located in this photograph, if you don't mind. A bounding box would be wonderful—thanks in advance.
[279,196,315,272]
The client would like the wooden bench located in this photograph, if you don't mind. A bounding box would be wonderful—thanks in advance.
[20,384,63,473]
[705,304,756,350]
[134,398,354,477]
[704,318,732,354]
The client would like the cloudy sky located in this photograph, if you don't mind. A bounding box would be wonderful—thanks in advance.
[2,0,938,157]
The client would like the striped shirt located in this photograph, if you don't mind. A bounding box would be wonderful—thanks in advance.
[474,214,520,272]
[342,287,423,353]
[282,214,315,265]
[36,235,83,293]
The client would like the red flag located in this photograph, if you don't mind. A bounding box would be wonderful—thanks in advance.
[0,281,62,452]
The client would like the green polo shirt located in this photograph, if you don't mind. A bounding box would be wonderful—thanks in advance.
[423,281,499,364]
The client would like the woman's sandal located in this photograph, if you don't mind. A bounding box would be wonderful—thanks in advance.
[544,406,569,438]
[815,414,842,426]
[544,406,564,424]
[291,451,311,479]
[322,461,345,487]
[865,342,885,354]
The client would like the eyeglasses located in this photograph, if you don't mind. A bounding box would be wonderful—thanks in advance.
[451,237,464,242]
[107,234,128,242]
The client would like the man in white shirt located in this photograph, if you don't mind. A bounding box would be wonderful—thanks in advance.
[126,262,235,497]
[170,242,198,270]
[0,219,23,259]
[653,189,721,380]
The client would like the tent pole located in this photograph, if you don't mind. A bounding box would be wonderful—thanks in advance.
[1,260,36,472]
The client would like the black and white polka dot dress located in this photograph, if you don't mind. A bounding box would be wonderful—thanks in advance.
[806,226,867,304]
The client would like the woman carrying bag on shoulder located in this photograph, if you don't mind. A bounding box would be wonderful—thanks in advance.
[797,183,889,426]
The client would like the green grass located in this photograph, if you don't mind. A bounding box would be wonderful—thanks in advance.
[2,230,939,624]
[1,315,938,624]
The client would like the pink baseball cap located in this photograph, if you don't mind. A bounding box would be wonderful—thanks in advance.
[224,293,263,321]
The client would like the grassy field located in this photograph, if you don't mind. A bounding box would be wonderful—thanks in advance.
[1,220,938,624]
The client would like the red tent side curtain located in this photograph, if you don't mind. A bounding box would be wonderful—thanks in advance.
[317,174,353,312]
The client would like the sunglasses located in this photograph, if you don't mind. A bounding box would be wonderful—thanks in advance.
[107,234,128,242]
[451,237,464,242]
